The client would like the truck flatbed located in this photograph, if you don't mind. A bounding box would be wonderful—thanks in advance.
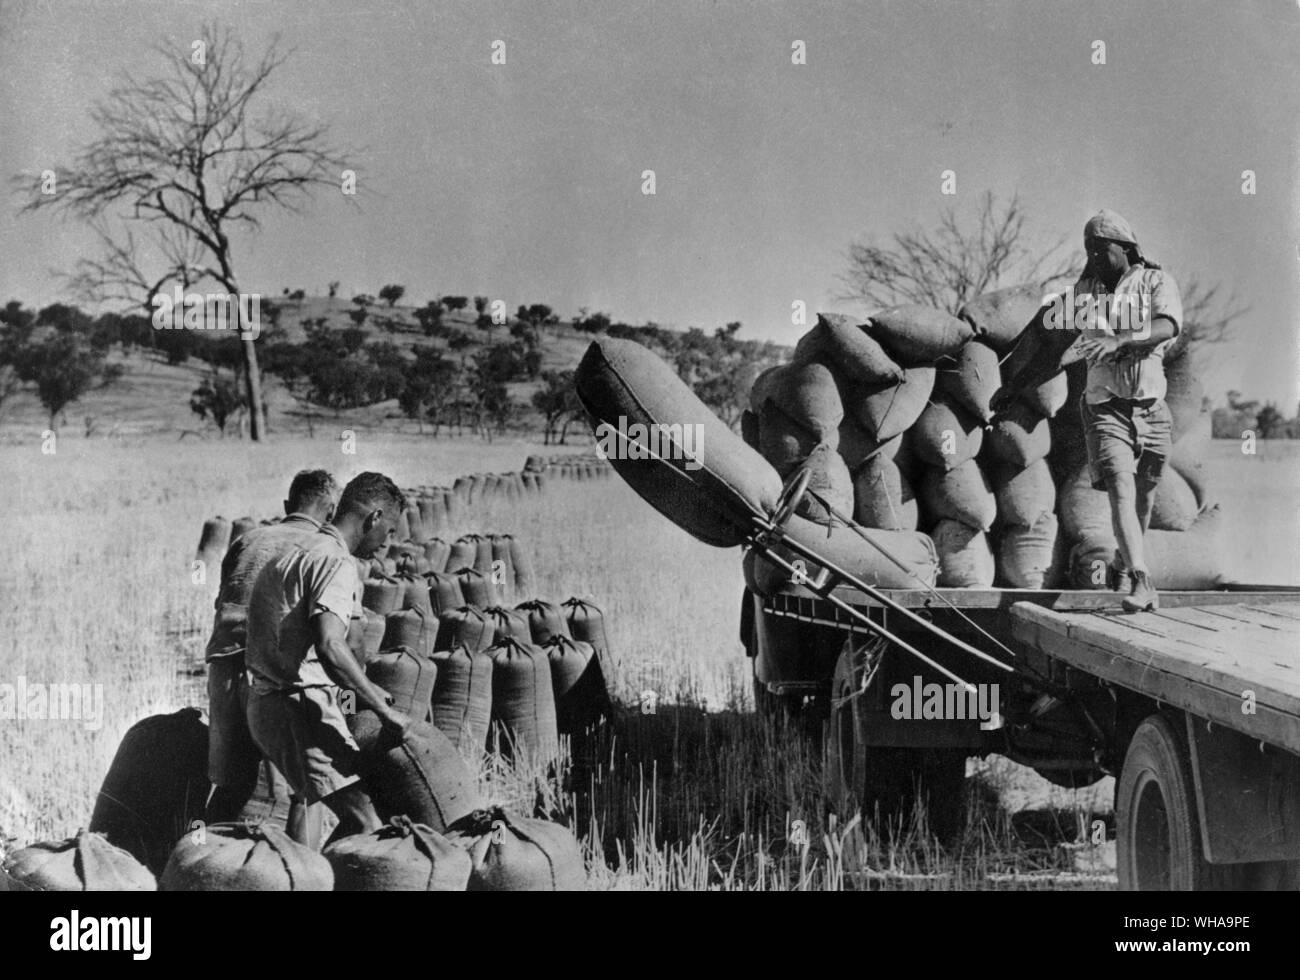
[1011,600,1300,755]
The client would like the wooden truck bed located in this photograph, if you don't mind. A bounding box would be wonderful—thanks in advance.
[1011,601,1300,755]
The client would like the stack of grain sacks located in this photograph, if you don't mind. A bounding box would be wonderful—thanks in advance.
[743,284,1221,591]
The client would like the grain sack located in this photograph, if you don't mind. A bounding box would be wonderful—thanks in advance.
[740,409,760,450]
[450,806,586,891]
[958,281,1046,350]
[489,534,517,604]
[489,638,559,759]
[840,366,935,443]
[1046,363,1090,483]
[1021,371,1068,418]
[507,537,537,599]
[576,337,784,548]
[472,535,495,574]
[759,400,825,476]
[363,576,401,616]
[395,507,411,542]
[404,503,426,543]
[2,830,155,892]
[793,313,903,385]
[433,606,496,654]
[1146,504,1226,589]
[986,401,1051,466]
[398,573,433,616]
[195,515,232,564]
[516,599,571,644]
[1168,411,1214,507]
[932,519,995,587]
[160,822,332,891]
[448,535,479,571]
[230,516,258,544]
[991,459,1056,529]
[424,538,451,574]
[852,453,918,531]
[1151,466,1198,531]
[88,707,210,875]
[349,712,483,832]
[936,339,1001,422]
[444,487,464,525]
[1163,353,1205,442]
[544,635,606,733]
[911,395,984,470]
[919,460,997,531]
[430,645,495,751]
[521,470,540,495]
[457,567,501,609]
[1058,465,1112,541]
[866,305,975,366]
[839,419,900,473]
[743,513,939,594]
[367,646,437,718]
[452,476,472,503]
[427,571,466,615]
[794,443,855,523]
[381,609,436,659]
[1069,505,1226,590]
[394,548,430,579]
[997,512,1060,588]
[562,597,616,699]
[524,454,546,473]
[764,361,844,441]
[325,816,471,892]
[420,493,450,537]
[484,606,532,642]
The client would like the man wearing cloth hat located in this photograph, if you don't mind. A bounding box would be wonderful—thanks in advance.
[993,209,1182,612]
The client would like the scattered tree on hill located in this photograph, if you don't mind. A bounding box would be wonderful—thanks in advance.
[515,304,558,346]
[378,284,406,307]
[190,372,245,436]
[327,280,341,299]
[348,307,369,327]
[414,300,445,337]
[399,347,460,435]
[442,296,469,312]
[352,294,375,307]
[0,302,35,422]
[574,308,612,334]
[532,370,583,445]
[11,331,113,431]
[17,23,353,442]
[473,296,489,314]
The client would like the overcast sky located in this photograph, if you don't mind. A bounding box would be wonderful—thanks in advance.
[1,0,1297,405]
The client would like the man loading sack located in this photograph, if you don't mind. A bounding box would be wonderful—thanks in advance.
[993,209,1183,612]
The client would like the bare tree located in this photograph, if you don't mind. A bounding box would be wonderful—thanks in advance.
[839,191,1075,316]
[14,23,352,441]
[1167,278,1249,366]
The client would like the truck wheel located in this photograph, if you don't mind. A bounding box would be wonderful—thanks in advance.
[1117,713,1223,890]
[825,641,966,843]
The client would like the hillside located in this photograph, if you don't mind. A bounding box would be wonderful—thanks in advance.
[0,295,785,442]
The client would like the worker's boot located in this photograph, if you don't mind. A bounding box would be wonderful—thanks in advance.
[1122,570,1159,613]
[1109,551,1132,594]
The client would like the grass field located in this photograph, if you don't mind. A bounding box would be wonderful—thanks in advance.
[1,432,1296,889]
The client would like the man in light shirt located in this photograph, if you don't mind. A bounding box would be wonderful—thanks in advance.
[204,469,340,827]
[245,471,411,842]
[993,209,1182,612]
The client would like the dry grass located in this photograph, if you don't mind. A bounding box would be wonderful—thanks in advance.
[1,434,1293,888]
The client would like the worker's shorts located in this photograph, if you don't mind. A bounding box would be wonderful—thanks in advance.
[246,685,361,805]
[1081,397,1172,492]
[206,653,261,789]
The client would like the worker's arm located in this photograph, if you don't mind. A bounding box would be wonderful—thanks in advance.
[312,611,409,734]
[1117,314,1177,355]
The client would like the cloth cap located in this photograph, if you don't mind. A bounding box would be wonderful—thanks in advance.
[1084,209,1139,247]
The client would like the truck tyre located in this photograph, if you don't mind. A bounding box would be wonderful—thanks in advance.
[825,640,966,843]
[1118,713,1224,890]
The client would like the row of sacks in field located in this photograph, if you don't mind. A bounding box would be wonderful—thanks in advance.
[740,287,1219,591]
[194,455,613,570]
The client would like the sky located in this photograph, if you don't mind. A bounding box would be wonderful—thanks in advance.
[1,0,1297,406]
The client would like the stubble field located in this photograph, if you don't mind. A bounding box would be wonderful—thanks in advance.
[1,433,1296,889]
